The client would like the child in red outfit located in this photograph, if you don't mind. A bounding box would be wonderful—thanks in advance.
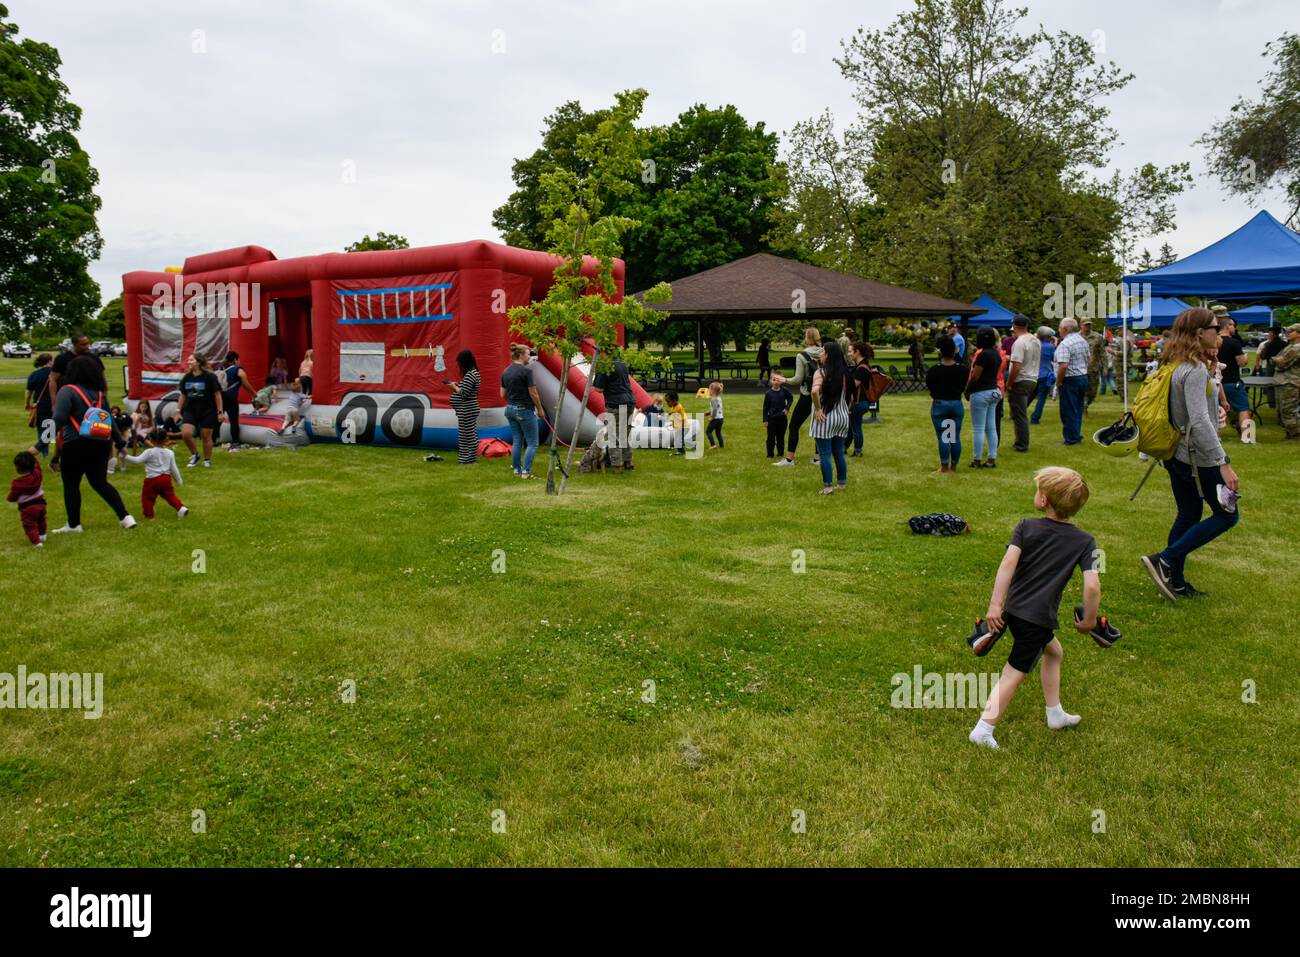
[8,451,47,546]
[125,428,188,519]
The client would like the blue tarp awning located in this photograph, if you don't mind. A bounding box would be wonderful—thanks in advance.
[948,293,1015,328]
[1124,211,1300,302]
[1229,304,1274,325]
[1105,297,1194,330]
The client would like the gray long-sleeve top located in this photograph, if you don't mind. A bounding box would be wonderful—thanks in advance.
[52,385,125,449]
[1170,363,1226,468]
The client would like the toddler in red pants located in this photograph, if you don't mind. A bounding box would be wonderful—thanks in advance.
[125,428,188,519]
[8,451,47,546]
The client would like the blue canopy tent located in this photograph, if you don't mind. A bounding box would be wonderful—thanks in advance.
[947,293,1016,328]
[1229,304,1275,326]
[1124,211,1300,302]
[1104,296,1194,330]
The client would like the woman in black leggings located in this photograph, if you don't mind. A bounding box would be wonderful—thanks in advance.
[773,328,823,468]
[49,355,135,533]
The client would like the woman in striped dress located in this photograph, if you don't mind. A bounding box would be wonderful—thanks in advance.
[810,340,851,494]
[449,349,481,463]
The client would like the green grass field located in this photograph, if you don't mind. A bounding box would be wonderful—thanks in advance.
[1,366,1296,867]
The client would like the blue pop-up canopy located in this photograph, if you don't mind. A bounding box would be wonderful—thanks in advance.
[1104,296,1194,329]
[948,293,1016,328]
[1124,211,1300,302]
[1229,304,1274,326]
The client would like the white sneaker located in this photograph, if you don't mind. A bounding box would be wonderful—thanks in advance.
[187,454,199,468]
[968,729,1000,750]
[33,542,43,548]
[178,506,189,518]
[106,460,116,474]
[772,458,794,467]
[39,534,47,543]
[203,460,212,469]
[120,515,137,530]
[51,525,83,534]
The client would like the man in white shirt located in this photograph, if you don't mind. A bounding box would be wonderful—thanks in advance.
[1055,318,1091,446]
[1006,315,1041,452]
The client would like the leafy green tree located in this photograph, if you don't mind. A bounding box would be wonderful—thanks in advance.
[0,3,104,339]
[506,89,671,494]
[492,101,617,249]
[1156,243,1178,267]
[344,232,409,252]
[494,96,785,362]
[777,0,1190,314]
[1199,33,1300,227]
[95,294,124,339]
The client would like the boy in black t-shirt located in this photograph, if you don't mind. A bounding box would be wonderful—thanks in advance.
[970,466,1102,750]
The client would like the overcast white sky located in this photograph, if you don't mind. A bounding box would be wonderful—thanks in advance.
[8,0,1294,303]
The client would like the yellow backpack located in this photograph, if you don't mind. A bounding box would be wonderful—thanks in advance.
[1132,361,1210,461]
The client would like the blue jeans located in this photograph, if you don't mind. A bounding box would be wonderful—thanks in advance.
[1157,457,1239,587]
[1030,376,1054,424]
[814,435,846,487]
[848,400,872,453]
[930,399,964,465]
[1059,375,1087,444]
[504,405,539,474]
[969,389,1001,461]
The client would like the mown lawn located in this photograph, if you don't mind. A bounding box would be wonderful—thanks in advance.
[0,375,1296,867]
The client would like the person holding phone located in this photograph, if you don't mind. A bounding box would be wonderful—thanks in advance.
[448,350,481,463]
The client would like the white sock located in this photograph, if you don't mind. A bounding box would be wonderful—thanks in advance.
[1046,704,1081,730]
[969,719,999,749]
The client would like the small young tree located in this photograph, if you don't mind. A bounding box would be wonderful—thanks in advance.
[507,89,671,494]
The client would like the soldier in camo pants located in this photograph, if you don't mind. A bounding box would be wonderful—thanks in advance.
[1273,325,1300,440]
[1082,319,1105,407]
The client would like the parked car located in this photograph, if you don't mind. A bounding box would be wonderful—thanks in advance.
[3,341,33,358]
[90,339,116,356]
[112,342,129,357]
[58,338,73,353]
[1243,331,1270,347]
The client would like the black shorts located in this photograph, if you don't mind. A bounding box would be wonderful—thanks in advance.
[182,409,218,431]
[1005,613,1056,673]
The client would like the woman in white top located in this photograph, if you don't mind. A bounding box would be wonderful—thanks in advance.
[774,327,824,467]
[810,340,851,494]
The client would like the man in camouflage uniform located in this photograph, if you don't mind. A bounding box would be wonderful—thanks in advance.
[1081,319,1105,407]
[1273,323,1300,440]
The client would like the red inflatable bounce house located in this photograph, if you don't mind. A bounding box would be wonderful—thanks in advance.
[122,240,649,448]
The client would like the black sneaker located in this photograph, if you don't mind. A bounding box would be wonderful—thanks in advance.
[1074,605,1121,648]
[1141,554,1179,601]
[1174,582,1208,599]
[966,618,1006,657]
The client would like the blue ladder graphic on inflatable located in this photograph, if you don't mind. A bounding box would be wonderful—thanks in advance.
[337,283,453,324]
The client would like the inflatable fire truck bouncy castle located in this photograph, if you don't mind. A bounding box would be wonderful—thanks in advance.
[121,241,652,449]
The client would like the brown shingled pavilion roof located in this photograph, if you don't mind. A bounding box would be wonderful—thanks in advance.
[638,253,986,319]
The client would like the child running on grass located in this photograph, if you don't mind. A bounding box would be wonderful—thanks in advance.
[969,466,1101,750]
[126,427,188,519]
[8,451,47,546]
[705,381,725,448]
[665,391,688,456]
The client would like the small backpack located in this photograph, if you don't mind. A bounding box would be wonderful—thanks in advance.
[1132,361,1209,461]
[67,386,113,440]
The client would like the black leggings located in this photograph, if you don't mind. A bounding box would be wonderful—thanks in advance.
[787,393,812,455]
[60,440,128,527]
[706,418,724,447]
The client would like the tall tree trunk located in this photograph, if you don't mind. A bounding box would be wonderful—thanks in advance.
[558,346,598,494]
[545,354,570,495]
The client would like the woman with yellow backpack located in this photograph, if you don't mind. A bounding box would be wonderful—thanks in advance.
[1139,308,1241,601]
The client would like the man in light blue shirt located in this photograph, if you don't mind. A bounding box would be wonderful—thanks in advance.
[1054,318,1091,445]
[949,324,967,360]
